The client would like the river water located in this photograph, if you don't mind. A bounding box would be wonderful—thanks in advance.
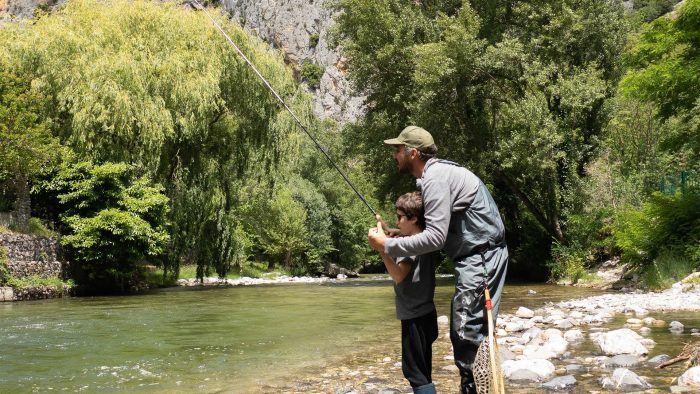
[0,277,698,393]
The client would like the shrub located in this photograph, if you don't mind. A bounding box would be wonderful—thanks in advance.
[48,161,169,293]
[614,190,700,268]
[0,247,9,285]
[548,242,589,284]
[300,61,324,88]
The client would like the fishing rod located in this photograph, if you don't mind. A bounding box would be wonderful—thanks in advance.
[187,0,384,225]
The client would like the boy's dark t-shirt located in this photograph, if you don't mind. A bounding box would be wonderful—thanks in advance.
[393,252,438,320]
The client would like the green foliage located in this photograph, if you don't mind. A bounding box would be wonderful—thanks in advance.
[244,187,309,269]
[548,242,588,284]
[331,0,628,272]
[0,66,62,185]
[642,250,697,290]
[300,61,324,88]
[309,33,320,48]
[5,276,75,291]
[45,161,169,292]
[27,218,55,237]
[622,0,700,120]
[632,0,681,22]
[0,0,317,280]
[0,247,9,285]
[614,191,700,268]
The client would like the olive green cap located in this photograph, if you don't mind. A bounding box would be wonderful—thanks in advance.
[383,126,434,149]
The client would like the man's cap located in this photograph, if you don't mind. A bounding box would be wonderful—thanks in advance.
[383,126,434,149]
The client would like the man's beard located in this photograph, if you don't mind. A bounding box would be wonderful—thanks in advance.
[398,160,412,174]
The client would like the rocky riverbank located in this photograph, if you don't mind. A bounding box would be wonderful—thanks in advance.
[263,272,700,393]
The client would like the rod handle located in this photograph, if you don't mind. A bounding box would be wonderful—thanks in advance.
[375,214,390,235]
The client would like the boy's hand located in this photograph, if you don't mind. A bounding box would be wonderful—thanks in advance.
[375,214,400,237]
[367,221,386,252]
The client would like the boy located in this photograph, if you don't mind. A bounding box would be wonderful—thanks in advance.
[372,191,439,394]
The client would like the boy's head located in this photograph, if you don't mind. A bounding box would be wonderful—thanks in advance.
[395,191,425,236]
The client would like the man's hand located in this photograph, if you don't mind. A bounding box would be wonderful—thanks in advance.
[367,221,387,252]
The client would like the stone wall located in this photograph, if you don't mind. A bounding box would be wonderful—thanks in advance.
[0,234,66,279]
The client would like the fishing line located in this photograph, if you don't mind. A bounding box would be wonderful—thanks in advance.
[187,0,379,218]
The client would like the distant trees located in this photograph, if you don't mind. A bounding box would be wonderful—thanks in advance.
[332,0,628,277]
[0,0,377,291]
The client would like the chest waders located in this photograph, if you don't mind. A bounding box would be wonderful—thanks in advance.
[472,248,505,394]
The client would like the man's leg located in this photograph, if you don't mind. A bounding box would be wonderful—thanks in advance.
[450,246,508,394]
[401,310,438,393]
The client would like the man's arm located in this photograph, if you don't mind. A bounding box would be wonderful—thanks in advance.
[382,178,452,257]
[380,252,412,284]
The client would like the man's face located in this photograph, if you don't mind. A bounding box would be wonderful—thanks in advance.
[392,145,414,174]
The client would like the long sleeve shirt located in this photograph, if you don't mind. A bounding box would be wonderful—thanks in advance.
[384,159,505,260]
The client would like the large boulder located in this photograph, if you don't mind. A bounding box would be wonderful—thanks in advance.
[596,328,649,356]
[678,366,700,389]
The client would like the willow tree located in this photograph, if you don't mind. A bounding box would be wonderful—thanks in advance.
[332,0,627,273]
[0,0,314,277]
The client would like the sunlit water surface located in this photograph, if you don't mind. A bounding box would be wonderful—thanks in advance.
[1,278,698,392]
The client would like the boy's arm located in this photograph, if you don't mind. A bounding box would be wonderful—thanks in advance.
[380,251,412,284]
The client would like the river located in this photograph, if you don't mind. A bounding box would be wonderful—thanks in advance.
[0,277,698,392]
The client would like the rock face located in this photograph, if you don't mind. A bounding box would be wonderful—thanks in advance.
[221,0,364,122]
[1,0,364,123]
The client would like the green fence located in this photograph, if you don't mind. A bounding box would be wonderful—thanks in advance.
[659,171,697,194]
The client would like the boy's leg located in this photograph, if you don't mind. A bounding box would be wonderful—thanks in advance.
[401,310,438,393]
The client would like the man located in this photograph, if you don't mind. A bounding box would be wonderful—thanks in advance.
[374,191,439,394]
[367,126,508,394]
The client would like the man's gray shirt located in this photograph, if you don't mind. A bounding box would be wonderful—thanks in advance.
[394,253,437,320]
[384,158,505,260]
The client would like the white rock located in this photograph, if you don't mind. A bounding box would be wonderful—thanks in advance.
[437,315,449,325]
[505,322,525,332]
[502,359,556,381]
[564,329,584,342]
[523,345,557,360]
[670,321,685,331]
[516,306,535,318]
[601,367,651,390]
[596,328,648,356]
[678,366,700,388]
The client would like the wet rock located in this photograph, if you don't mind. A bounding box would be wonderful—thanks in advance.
[502,359,555,381]
[596,328,648,356]
[437,315,449,325]
[647,354,670,366]
[678,366,700,388]
[542,375,576,390]
[639,327,651,335]
[670,321,684,332]
[565,364,584,373]
[600,368,651,391]
[603,354,643,368]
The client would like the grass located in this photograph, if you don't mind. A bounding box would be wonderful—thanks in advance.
[643,252,698,290]
[4,275,74,291]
